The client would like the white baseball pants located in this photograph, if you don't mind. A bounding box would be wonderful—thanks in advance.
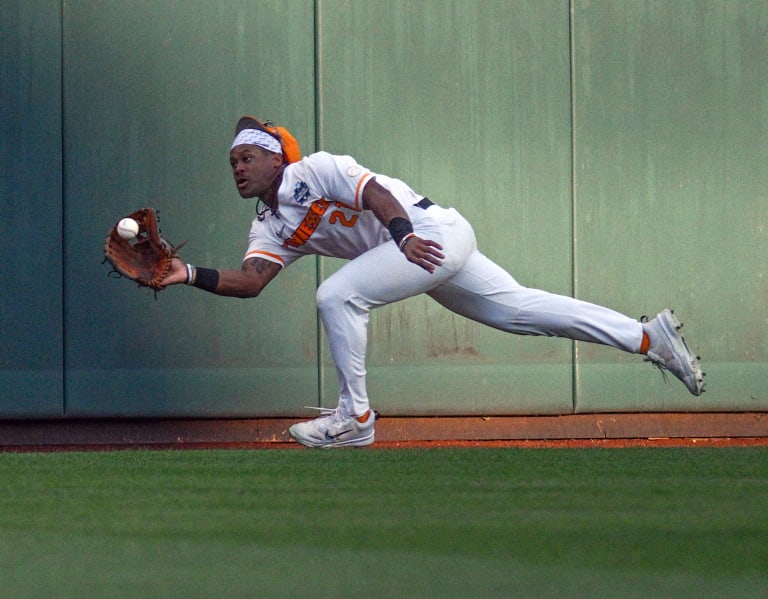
[316,206,644,418]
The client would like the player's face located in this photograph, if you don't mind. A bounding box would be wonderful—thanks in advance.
[229,145,282,198]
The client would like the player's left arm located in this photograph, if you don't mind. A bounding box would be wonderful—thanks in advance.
[362,179,444,273]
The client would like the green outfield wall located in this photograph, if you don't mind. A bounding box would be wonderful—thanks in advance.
[2,0,766,418]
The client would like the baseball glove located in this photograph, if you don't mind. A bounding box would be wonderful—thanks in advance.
[103,208,182,291]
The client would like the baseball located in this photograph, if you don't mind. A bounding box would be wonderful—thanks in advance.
[116,217,139,240]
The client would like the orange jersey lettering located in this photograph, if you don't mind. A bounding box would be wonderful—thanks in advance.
[284,198,332,248]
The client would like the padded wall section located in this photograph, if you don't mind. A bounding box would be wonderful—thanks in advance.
[3,1,765,420]
[316,1,575,415]
[63,0,318,417]
[0,0,64,417]
[572,1,768,411]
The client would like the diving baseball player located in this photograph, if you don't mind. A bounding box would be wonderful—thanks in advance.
[160,116,706,448]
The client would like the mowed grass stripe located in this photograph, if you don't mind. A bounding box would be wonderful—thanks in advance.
[0,448,766,598]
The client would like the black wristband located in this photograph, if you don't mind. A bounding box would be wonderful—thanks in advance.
[387,217,414,247]
[192,267,220,292]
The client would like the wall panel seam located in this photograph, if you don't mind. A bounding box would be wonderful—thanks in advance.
[60,0,68,417]
[314,0,324,408]
[569,0,578,413]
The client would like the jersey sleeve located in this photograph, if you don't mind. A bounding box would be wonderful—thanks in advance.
[242,220,300,269]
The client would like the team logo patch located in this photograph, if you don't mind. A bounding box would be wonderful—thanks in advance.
[293,181,310,204]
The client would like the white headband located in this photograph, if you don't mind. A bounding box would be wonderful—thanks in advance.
[230,129,283,154]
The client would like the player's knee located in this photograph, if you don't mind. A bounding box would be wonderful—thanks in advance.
[317,279,370,318]
[316,279,341,314]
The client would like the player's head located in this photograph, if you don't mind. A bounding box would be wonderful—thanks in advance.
[229,118,284,199]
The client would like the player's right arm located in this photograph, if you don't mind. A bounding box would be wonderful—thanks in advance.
[162,256,281,298]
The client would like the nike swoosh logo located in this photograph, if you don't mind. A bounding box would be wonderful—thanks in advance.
[325,429,353,440]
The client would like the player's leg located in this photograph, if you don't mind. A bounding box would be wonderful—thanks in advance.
[427,252,705,394]
[290,208,477,447]
[427,250,644,352]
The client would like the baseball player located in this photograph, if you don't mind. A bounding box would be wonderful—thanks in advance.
[160,116,706,448]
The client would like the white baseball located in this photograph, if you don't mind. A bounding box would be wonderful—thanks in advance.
[117,217,140,240]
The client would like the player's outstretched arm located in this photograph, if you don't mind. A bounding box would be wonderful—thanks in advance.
[161,256,280,298]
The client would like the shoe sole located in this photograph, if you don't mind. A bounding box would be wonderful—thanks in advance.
[320,433,375,449]
[656,309,706,395]
[288,424,375,449]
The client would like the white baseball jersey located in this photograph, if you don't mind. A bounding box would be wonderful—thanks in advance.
[243,152,427,268]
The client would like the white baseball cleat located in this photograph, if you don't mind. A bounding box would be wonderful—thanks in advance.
[643,309,706,396]
[289,407,376,448]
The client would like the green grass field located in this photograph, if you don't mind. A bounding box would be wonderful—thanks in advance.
[0,447,766,598]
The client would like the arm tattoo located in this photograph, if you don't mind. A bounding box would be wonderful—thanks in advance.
[242,257,275,274]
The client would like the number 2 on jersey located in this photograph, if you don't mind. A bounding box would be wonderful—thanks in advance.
[329,210,358,228]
